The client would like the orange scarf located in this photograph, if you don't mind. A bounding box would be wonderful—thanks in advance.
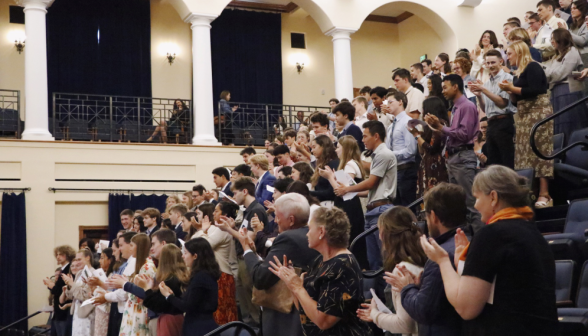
[459,206,534,262]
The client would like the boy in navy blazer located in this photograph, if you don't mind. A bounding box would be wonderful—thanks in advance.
[335,101,365,152]
[249,154,276,207]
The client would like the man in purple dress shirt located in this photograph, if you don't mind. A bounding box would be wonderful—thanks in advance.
[425,74,483,231]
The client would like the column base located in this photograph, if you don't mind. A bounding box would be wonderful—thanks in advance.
[192,134,222,146]
[21,129,55,141]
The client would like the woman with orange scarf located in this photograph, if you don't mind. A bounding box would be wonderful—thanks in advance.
[420,165,557,336]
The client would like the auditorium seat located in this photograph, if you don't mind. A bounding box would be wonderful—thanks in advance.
[556,260,576,307]
[0,109,21,138]
[120,120,140,142]
[204,321,258,336]
[554,128,588,201]
[559,261,588,336]
[544,199,588,265]
[554,133,565,164]
[94,119,117,142]
[516,168,536,205]
[66,120,93,141]
[48,117,65,140]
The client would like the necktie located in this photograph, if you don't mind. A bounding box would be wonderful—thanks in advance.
[389,118,397,150]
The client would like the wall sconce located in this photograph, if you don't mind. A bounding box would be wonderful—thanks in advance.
[15,40,25,54]
[166,53,176,65]
[296,62,304,74]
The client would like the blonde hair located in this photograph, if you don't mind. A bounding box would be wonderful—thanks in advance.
[507,28,532,46]
[337,135,366,179]
[509,41,534,76]
[155,244,189,289]
[182,191,193,209]
[249,154,269,171]
[166,195,181,212]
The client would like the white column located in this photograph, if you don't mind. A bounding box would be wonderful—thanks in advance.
[19,0,54,141]
[185,13,221,146]
[326,28,356,101]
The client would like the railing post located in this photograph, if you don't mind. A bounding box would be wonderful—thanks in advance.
[52,92,56,139]
[217,101,221,143]
[266,105,270,141]
[109,96,113,142]
[288,106,292,129]
[137,98,141,141]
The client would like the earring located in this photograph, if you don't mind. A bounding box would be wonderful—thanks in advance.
[319,236,322,240]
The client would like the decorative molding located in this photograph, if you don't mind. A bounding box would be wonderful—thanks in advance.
[325,27,357,39]
[366,12,413,24]
[183,13,217,26]
[227,1,299,13]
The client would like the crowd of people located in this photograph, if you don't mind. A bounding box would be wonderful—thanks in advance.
[41,2,587,335]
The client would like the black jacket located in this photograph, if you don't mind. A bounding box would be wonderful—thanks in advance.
[51,263,71,321]
[401,228,463,336]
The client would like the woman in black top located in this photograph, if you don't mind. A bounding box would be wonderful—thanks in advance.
[138,244,188,336]
[159,238,220,336]
[499,41,554,208]
[147,99,190,143]
[427,74,449,109]
[420,166,557,336]
[309,135,340,206]
[269,207,372,336]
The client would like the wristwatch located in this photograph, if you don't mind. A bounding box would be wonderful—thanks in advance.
[415,135,421,140]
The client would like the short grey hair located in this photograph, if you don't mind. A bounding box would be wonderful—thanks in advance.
[275,193,310,228]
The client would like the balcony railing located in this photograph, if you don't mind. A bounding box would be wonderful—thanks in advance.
[216,101,330,146]
[52,93,193,143]
[0,89,22,138]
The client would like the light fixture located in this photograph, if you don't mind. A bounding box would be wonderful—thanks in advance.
[166,53,176,65]
[15,40,25,54]
[296,62,304,74]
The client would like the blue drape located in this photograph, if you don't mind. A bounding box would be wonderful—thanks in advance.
[0,193,27,331]
[46,0,152,115]
[108,194,131,242]
[130,193,167,218]
[211,9,283,105]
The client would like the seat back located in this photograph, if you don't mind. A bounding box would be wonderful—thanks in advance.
[577,260,588,308]
[554,133,565,163]
[564,199,588,236]
[564,128,588,170]
[516,169,537,203]
[556,260,575,304]
[204,322,257,336]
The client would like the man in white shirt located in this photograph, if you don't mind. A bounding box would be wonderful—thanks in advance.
[353,96,369,130]
[538,0,568,30]
[411,63,430,97]
[381,91,418,207]
[393,68,425,120]
[421,59,433,78]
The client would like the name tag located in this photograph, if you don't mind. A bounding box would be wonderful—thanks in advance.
[266,185,275,193]
[241,219,249,230]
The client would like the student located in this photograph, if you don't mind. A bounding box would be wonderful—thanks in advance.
[392,68,425,119]
[367,86,393,129]
[273,145,295,169]
[240,147,256,165]
[283,129,298,158]
[169,204,188,241]
[141,208,161,237]
[120,209,134,231]
[334,101,365,152]
[212,167,233,198]
[249,154,276,206]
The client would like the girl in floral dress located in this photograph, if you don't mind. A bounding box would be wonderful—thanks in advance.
[119,233,157,336]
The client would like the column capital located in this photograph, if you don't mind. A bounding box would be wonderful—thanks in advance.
[15,0,54,11]
[325,27,356,40]
[184,13,217,28]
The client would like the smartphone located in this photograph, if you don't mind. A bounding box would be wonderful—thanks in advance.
[572,71,582,78]
[382,100,389,106]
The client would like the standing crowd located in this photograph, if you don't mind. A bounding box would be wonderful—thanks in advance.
[42,2,586,335]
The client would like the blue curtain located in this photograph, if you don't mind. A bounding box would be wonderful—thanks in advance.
[130,193,167,218]
[0,193,27,330]
[211,9,283,105]
[108,194,131,242]
[46,0,152,115]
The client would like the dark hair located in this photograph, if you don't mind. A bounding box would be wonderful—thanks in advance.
[192,184,207,196]
[240,147,256,156]
[120,231,137,244]
[152,228,177,245]
[184,211,197,222]
[233,164,251,177]
[162,218,173,230]
[392,68,412,82]
[437,53,452,74]
[552,28,574,61]
[233,177,256,196]
[362,120,386,142]
[310,113,329,128]
[284,130,297,139]
[286,180,320,205]
[480,116,488,122]
[429,74,444,98]
[504,21,520,29]
[369,86,388,99]
[198,203,215,222]
[184,238,221,281]
[484,49,503,59]
[133,216,146,232]
[332,101,355,121]
[212,167,230,180]
[478,30,499,48]
[529,13,541,22]
[273,145,291,156]
[217,201,239,219]
[173,99,188,111]
[311,135,338,187]
[443,74,464,94]
[423,97,449,124]
[378,207,427,272]
[274,177,294,193]
[424,182,467,228]
[329,98,340,104]
[421,59,432,67]
[341,98,350,103]
[411,63,424,73]
[220,90,231,100]
[292,162,314,184]
[278,166,292,177]
[571,1,588,30]
[359,86,372,94]
[412,83,424,93]
[120,209,134,218]
[537,0,554,10]
[79,238,96,253]
[508,17,521,25]
[389,91,408,109]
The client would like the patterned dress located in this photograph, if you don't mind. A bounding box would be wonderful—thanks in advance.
[417,126,449,197]
[300,254,372,336]
[119,258,157,336]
